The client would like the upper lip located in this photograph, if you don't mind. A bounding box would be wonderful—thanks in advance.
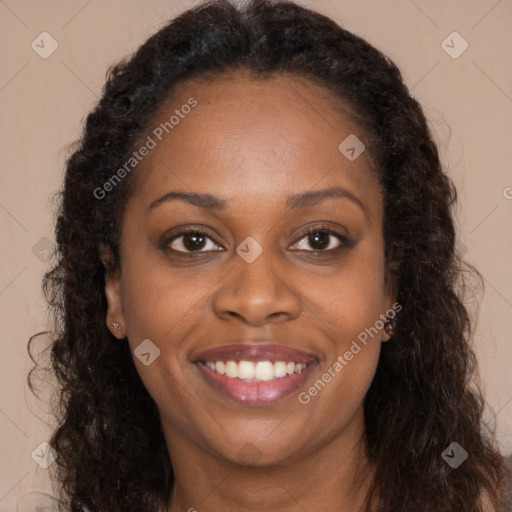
[193,343,319,364]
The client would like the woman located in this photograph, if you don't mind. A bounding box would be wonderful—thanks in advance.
[30,0,505,510]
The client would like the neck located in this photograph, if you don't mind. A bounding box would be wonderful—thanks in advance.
[165,411,373,512]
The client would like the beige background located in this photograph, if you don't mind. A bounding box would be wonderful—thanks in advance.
[1,0,511,509]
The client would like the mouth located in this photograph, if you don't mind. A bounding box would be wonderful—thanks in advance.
[193,344,318,405]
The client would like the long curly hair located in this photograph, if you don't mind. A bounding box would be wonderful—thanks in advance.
[29,0,505,510]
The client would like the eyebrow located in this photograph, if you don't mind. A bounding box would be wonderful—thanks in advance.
[285,186,366,214]
[147,186,366,215]
[148,191,228,211]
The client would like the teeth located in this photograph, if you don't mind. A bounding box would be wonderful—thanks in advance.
[238,360,255,379]
[225,361,238,378]
[274,361,287,378]
[204,360,308,381]
[255,361,274,381]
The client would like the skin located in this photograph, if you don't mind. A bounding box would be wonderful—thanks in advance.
[104,71,396,512]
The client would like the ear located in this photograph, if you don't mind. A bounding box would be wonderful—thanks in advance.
[104,271,126,339]
[99,243,126,339]
[384,274,398,311]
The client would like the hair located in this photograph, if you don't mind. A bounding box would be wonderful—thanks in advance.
[29,0,505,510]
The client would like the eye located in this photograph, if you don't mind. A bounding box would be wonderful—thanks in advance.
[290,226,348,252]
[162,225,350,255]
[166,229,223,253]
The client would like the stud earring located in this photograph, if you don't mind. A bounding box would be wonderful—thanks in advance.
[382,317,395,341]
[111,322,120,332]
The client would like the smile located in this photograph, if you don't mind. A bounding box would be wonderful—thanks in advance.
[203,360,309,381]
[194,344,318,405]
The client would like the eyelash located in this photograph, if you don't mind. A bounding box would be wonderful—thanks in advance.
[162,225,350,255]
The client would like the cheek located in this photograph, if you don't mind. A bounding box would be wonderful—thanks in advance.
[118,254,216,401]
[297,248,386,404]
[119,264,202,431]
[308,344,380,434]
[120,254,213,346]
[304,251,387,343]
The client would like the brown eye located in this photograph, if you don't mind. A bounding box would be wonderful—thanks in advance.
[307,231,331,250]
[291,228,346,252]
[167,230,223,253]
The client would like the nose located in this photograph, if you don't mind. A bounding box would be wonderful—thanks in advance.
[212,250,303,326]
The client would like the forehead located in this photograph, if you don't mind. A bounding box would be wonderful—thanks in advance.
[127,71,381,217]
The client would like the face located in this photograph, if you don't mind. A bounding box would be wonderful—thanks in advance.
[104,71,395,468]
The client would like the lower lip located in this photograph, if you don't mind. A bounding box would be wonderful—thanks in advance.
[196,362,316,405]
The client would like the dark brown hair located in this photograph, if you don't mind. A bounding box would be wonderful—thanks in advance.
[29,0,505,510]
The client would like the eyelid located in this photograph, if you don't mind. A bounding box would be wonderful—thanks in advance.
[161,224,351,255]
[161,227,225,253]
[290,225,349,251]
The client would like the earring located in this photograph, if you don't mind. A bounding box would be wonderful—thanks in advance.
[111,322,120,332]
[382,317,395,341]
